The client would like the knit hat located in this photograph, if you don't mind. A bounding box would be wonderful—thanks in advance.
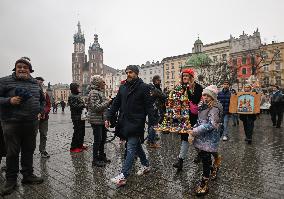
[90,75,104,90]
[125,65,139,74]
[13,57,34,73]
[181,68,195,77]
[202,85,218,101]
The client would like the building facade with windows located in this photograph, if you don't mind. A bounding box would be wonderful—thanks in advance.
[140,61,164,88]
[260,42,284,87]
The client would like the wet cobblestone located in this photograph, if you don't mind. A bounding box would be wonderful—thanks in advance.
[0,109,283,198]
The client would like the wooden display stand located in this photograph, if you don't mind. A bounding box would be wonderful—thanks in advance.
[229,92,261,114]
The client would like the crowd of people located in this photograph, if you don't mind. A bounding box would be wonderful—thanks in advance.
[0,57,283,196]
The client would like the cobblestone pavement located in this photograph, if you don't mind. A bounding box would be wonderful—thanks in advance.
[0,108,284,199]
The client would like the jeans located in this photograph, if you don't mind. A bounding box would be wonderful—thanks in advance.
[1,121,37,182]
[122,136,149,178]
[37,120,48,153]
[271,111,283,127]
[71,120,85,149]
[232,114,239,125]
[178,140,189,159]
[199,150,212,178]
[91,124,107,160]
[222,114,230,136]
[242,117,255,140]
[147,126,156,144]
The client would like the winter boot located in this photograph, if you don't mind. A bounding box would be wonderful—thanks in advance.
[0,181,17,196]
[210,155,222,180]
[99,153,111,163]
[195,177,209,196]
[173,158,183,171]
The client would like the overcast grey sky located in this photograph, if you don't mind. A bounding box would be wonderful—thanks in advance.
[0,0,283,84]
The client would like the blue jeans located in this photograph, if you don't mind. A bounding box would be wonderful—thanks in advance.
[147,126,156,144]
[122,136,149,178]
[223,114,230,136]
[232,114,239,125]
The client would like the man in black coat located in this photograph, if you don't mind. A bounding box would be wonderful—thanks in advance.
[106,65,155,187]
[0,57,45,196]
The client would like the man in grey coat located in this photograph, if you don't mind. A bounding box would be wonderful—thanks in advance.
[0,57,45,196]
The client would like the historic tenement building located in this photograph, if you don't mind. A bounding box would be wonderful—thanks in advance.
[72,22,115,95]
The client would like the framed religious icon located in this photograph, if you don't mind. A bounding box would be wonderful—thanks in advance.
[229,92,261,114]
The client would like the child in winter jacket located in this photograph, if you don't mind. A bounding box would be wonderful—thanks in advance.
[188,85,223,196]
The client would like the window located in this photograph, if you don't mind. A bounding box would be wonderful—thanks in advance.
[171,72,174,79]
[165,64,169,70]
[242,68,247,75]
[213,56,217,62]
[242,56,247,65]
[233,58,237,65]
[150,70,152,74]
[171,63,174,69]
[264,65,269,72]
[263,77,269,85]
[275,62,281,71]
[276,76,281,86]
[222,54,227,61]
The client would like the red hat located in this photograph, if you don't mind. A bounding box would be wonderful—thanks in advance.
[182,68,194,77]
[120,80,126,85]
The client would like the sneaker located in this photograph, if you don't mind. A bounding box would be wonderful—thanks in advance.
[222,136,228,141]
[40,151,50,158]
[22,174,44,185]
[195,177,209,196]
[137,166,151,176]
[111,173,127,187]
[0,181,17,196]
[70,148,83,153]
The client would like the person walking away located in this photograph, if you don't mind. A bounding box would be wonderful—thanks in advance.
[0,57,45,196]
[147,75,167,148]
[35,77,51,158]
[68,83,86,153]
[106,65,155,187]
[239,84,257,144]
[217,80,232,141]
[270,85,284,128]
[60,100,66,113]
[188,85,222,196]
[88,75,111,167]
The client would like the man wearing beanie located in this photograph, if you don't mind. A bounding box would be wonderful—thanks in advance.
[188,85,223,196]
[173,68,203,171]
[106,65,155,186]
[0,57,45,196]
[68,83,86,153]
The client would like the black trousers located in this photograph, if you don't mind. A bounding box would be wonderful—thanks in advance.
[199,150,212,178]
[1,121,37,182]
[242,118,255,140]
[0,123,6,159]
[71,120,85,149]
[271,110,283,127]
[91,124,107,160]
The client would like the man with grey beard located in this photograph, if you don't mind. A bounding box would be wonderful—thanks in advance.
[0,57,45,196]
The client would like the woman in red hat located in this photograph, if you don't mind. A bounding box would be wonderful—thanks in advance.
[172,68,203,171]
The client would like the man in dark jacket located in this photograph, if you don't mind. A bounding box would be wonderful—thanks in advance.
[217,80,231,141]
[147,75,166,148]
[270,85,284,128]
[106,65,155,187]
[35,77,51,158]
[68,83,86,153]
[0,57,45,196]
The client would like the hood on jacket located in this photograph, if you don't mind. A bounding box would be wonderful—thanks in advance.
[90,75,104,91]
